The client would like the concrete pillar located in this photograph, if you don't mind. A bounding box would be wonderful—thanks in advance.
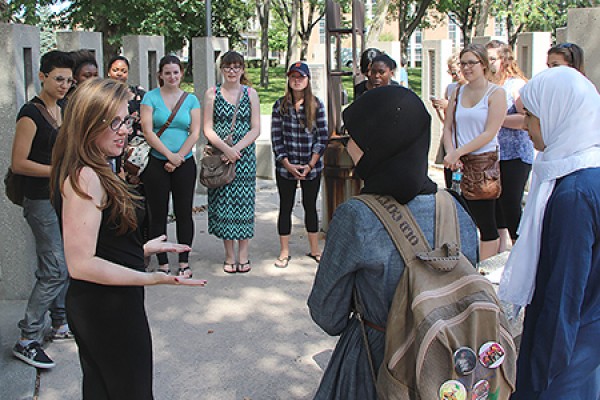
[122,35,165,91]
[0,23,40,300]
[56,31,104,77]
[566,8,600,88]
[515,32,552,79]
[555,27,568,45]
[422,39,453,163]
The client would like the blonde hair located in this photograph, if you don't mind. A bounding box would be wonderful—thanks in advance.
[51,78,140,234]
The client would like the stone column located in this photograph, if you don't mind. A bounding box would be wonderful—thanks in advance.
[422,39,453,163]
[0,23,40,299]
[566,8,600,88]
[122,35,165,91]
[56,31,104,77]
[555,27,568,45]
[515,32,551,79]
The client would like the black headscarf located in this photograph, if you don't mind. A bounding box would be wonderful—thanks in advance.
[343,85,437,204]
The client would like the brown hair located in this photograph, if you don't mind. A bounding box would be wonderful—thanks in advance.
[279,63,318,130]
[157,54,183,87]
[220,51,251,86]
[51,78,140,234]
[460,44,491,80]
[485,40,527,84]
[548,43,585,75]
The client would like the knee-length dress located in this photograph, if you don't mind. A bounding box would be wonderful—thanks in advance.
[208,85,256,240]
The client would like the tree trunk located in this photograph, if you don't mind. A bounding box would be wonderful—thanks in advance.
[259,0,271,87]
[474,0,492,37]
[286,0,299,67]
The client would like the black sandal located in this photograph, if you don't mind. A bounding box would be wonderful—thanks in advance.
[156,267,170,275]
[223,262,237,274]
[177,265,193,279]
[237,260,251,273]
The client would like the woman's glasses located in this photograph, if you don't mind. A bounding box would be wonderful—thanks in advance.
[44,73,75,87]
[459,60,481,68]
[105,116,135,132]
[222,65,242,73]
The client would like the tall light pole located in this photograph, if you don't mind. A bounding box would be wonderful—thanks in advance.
[206,0,212,36]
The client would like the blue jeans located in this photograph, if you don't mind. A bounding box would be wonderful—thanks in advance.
[18,198,69,342]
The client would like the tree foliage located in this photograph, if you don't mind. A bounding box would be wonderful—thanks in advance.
[492,0,599,46]
[387,0,435,58]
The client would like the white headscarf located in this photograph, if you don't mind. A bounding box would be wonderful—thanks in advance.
[499,66,600,306]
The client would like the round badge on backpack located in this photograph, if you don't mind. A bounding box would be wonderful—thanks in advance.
[478,341,505,369]
[471,379,490,399]
[439,379,467,400]
[453,347,477,375]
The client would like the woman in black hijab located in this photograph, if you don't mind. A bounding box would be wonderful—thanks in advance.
[307,86,479,400]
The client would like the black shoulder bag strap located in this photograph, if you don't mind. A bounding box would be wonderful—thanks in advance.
[32,102,59,131]
[156,92,189,138]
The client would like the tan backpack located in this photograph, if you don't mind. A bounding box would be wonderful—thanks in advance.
[355,191,516,400]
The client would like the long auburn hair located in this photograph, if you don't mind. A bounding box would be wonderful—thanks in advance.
[51,78,140,234]
[279,65,318,130]
[485,40,527,84]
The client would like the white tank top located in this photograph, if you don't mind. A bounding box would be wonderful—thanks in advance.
[453,84,500,155]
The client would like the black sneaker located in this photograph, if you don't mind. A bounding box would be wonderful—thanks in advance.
[12,341,56,369]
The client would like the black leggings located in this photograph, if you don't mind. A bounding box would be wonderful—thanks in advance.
[276,174,321,235]
[496,159,532,240]
[142,156,196,264]
[464,198,499,241]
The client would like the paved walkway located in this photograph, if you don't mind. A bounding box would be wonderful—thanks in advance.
[1,167,446,400]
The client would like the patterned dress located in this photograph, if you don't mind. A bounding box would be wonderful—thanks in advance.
[208,85,256,240]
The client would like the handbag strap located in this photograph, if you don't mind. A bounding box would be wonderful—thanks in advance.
[156,92,189,138]
[452,84,461,149]
[32,102,59,131]
[229,86,245,135]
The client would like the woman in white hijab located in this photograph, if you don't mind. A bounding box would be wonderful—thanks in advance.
[500,66,600,399]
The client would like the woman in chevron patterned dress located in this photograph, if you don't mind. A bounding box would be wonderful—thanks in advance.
[203,51,261,274]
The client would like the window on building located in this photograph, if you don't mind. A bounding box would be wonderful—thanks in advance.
[319,20,325,44]
[494,17,507,37]
[448,14,463,50]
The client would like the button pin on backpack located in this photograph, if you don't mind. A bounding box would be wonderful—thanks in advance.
[478,341,505,369]
[453,347,477,376]
[439,380,467,400]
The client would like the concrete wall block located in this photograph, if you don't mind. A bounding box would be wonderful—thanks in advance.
[421,39,453,163]
[56,31,104,76]
[122,35,165,91]
[516,32,551,79]
[255,141,275,180]
[0,23,41,300]
[567,8,600,88]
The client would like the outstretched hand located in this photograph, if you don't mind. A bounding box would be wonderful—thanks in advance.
[144,235,191,257]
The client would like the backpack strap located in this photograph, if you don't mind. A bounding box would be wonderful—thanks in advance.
[356,191,461,272]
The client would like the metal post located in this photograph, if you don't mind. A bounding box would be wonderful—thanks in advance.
[206,0,212,37]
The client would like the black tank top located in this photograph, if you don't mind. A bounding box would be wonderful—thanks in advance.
[54,179,146,272]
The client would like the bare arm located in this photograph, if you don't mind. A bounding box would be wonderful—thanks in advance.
[502,79,526,130]
[62,167,204,286]
[140,103,184,167]
[442,88,459,169]
[202,87,241,162]
[11,117,51,177]
[177,105,201,157]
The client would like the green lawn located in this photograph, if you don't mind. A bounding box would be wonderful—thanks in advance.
[183,66,422,113]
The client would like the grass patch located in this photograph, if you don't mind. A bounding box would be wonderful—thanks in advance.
[182,66,422,112]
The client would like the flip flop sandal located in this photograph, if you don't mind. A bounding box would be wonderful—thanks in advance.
[156,268,170,275]
[237,260,251,273]
[223,262,237,274]
[306,253,321,263]
[274,256,291,268]
[178,266,193,279]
